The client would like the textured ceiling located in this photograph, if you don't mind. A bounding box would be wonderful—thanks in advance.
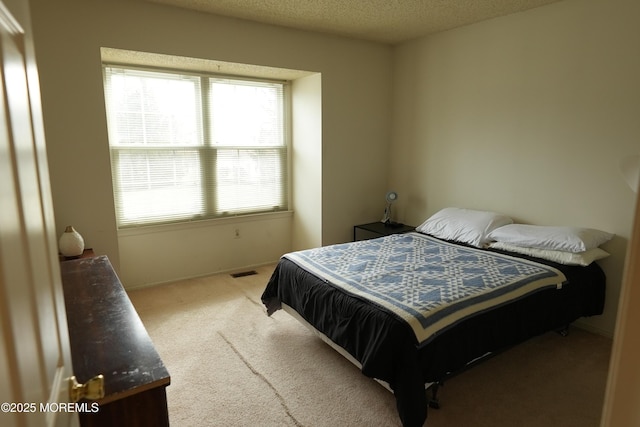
[147,0,564,44]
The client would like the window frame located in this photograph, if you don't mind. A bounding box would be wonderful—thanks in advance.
[103,64,291,229]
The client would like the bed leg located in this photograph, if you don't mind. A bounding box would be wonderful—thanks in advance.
[556,324,570,337]
[427,382,442,409]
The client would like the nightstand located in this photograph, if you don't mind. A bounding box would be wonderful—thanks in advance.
[353,222,415,241]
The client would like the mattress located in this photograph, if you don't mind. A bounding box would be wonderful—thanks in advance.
[280,232,568,347]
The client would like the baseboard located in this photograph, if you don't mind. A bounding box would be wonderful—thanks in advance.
[573,319,615,339]
[125,260,278,291]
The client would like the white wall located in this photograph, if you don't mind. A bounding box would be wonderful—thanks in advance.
[29,0,392,287]
[292,73,323,251]
[390,0,640,336]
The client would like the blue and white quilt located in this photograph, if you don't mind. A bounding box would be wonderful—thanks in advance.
[284,232,567,346]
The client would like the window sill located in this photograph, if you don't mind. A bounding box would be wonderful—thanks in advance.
[117,210,293,237]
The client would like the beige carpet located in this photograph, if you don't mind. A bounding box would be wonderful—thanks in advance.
[128,264,612,427]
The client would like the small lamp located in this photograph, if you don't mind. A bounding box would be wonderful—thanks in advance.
[381,191,398,224]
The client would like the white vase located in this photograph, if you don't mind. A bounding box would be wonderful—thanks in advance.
[59,226,85,258]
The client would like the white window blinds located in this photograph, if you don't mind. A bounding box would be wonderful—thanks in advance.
[103,66,288,227]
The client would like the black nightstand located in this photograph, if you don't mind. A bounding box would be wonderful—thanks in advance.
[353,222,415,241]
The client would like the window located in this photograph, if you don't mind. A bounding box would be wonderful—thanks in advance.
[103,66,289,228]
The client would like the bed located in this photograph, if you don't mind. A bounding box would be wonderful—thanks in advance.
[261,208,609,426]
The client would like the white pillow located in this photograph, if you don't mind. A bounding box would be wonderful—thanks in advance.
[416,207,513,248]
[487,224,614,253]
[488,241,610,266]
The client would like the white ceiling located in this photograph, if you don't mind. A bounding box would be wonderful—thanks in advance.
[147,0,564,44]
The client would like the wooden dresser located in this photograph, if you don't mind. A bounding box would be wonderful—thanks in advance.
[60,255,171,426]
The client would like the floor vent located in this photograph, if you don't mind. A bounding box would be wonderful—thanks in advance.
[230,270,258,278]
